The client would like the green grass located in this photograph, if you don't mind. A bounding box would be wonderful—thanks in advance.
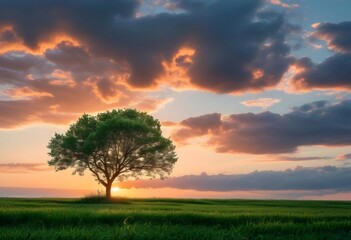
[1,198,351,239]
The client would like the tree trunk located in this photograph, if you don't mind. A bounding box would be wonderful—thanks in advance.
[106,182,112,201]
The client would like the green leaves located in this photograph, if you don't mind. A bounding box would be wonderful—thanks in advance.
[47,109,177,197]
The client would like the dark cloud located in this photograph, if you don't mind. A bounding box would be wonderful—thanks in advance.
[0,42,170,128]
[0,0,295,92]
[172,100,351,154]
[0,163,50,173]
[0,29,17,42]
[0,0,139,48]
[291,53,351,90]
[291,21,351,91]
[0,52,52,85]
[181,113,221,130]
[312,21,351,52]
[185,1,295,93]
[172,113,221,142]
[172,0,217,11]
[44,41,120,82]
[120,166,351,191]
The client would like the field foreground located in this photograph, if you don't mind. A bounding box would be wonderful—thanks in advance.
[1,198,351,239]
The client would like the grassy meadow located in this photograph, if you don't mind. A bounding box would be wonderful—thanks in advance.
[1,198,351,239]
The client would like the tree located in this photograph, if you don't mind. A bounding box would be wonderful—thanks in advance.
[48,109,177,200]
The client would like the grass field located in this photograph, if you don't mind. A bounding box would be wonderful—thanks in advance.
[1,198,351,239]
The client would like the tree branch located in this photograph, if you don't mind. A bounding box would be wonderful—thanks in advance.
[86,162,107,187]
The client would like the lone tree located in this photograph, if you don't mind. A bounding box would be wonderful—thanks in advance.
[48,109,177,200]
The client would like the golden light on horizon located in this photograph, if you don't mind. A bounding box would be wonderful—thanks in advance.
[112,187,121,193]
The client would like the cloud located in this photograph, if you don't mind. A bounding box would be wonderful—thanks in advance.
[311,21,351,52]
[120,166,351,192]
[0,42,171,128]
[241,98,281,109]
[276,156,330,161]
[291,54,351,91]
[0,0,139,49]
[290,21,351,91]
[0,0,296,93]
[161,121,178,127]
[0,163,50,173]
[0,0,304,128]
[336,153,351,161]
[258,156,332,162]
[172,113,221,143]
[172,100,351,154]
[130,97,174,113]
[4,87,53,99]
[270,0,299,9]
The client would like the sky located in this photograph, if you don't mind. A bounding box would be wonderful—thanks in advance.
[1,0,351,200]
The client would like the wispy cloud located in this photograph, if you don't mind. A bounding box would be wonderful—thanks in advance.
[0,163,50,173]
[257,156,332,162]
[241,98,281,109]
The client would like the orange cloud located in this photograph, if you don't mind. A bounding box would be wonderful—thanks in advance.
[241,98,281,109]
[4,87,53,99]
[161,121,178,127]
[270,0,299,9]
[0,0,296,94]
[160,47,195,90]
[0,41,174,129]
[49,69,76,88]
[0,26,79,55]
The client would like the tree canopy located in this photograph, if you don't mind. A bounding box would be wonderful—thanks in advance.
[48,109,177,199]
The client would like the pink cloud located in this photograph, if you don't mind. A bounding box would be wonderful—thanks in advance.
[336,153,351,161]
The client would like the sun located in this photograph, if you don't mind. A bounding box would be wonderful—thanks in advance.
[112,187,120,193]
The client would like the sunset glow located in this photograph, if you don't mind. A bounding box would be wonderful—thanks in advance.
[112,187,121,193]
[1,0,351,200]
